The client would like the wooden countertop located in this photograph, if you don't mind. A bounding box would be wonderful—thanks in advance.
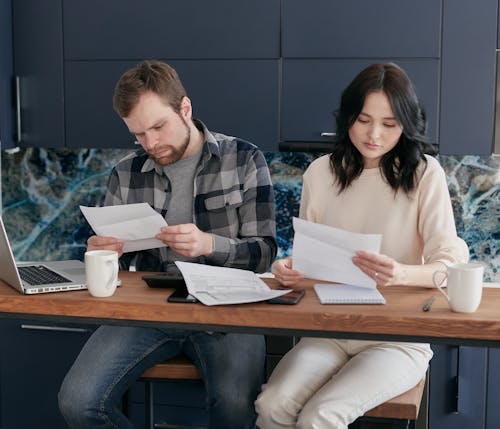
[1,271,499,346]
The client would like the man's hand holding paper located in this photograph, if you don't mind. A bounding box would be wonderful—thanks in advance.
[80,203,168,253]
[156,223,214,258]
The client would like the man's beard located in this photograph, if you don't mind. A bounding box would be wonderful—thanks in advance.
[150,122,191,165]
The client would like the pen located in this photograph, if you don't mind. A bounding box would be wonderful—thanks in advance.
[422,295,436,312]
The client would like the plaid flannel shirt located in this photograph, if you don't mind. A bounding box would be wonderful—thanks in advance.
[104,120,277,273]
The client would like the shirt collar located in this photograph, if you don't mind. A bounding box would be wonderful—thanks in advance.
[195,119,222,160]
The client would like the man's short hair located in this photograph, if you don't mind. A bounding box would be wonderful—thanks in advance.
[113,60,187,117]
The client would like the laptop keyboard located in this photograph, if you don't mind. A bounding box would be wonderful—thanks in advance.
[18,265,71,286]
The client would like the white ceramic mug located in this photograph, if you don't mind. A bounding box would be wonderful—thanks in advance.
[84,250,119,298]
[432,262,484,313]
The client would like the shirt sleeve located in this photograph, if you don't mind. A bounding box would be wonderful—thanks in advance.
[103,168,124,206]
[205,149,277,273]
[417,160,469,265]
[102,167,138,270]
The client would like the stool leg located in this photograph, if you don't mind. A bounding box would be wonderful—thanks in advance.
[145,380,154,429]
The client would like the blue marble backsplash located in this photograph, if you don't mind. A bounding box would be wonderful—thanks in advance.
[1,149,499,282]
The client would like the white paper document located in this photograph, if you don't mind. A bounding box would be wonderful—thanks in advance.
[292,217,382,289]
[175,261,290,306]
[80,203,168,253]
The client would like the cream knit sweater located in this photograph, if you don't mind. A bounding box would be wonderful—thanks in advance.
[300,154,469,266]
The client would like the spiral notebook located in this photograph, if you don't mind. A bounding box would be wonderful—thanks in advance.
[314,283,386,304]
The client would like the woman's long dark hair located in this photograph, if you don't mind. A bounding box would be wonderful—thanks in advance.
[330,63,435,195]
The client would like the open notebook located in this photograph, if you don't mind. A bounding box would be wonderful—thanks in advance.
[314,283,386,304]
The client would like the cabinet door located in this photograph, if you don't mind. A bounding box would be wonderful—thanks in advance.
[486,348,500,429]
[63,0,280,60]
[439,0,497,155]
[0,320,96,429]
[282,0,440,58]
[0,0,14,149]
[65,60,280,150]
[428,345,487,429]
[282,59,438,146]
[12,0,64,148]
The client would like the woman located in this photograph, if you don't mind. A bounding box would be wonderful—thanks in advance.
[255,63,468,429]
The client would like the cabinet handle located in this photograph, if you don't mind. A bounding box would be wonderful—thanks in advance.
[320,132,336,137]
[14,76,22,143]
[20,324,91,333]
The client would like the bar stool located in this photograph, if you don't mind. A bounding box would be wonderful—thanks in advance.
[139,354,206,429]
[352,375,427,429]
[139,356,426,429]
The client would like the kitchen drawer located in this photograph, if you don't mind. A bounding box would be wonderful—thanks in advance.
[0,319,97,429]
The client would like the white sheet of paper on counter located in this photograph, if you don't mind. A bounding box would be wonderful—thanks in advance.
[176,261,290,306]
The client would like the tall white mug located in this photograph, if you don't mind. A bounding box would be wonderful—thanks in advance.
[85,250,119,298]
[432,262,484,313]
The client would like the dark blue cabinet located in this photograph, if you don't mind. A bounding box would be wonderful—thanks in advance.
[282,0,440,58]
[63,0,280,60]
[65,60,280,149]
[0,0,14,149]
[280,0,441,151]
[0,319,96,429]
[439,0,497,155]
[486,348,500,429]
[281,0,497,155]
[6,0,497,152]
[428,345,488,429]
[282,59,439,145]
[63,0,280,150]
[0,320,499,428]
[11,0,64,148]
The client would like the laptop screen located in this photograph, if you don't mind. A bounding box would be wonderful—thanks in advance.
[0,217,26,292]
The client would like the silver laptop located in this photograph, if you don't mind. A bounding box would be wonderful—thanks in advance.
[0,217,86,294]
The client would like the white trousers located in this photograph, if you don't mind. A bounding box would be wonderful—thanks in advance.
[255,338,432,429]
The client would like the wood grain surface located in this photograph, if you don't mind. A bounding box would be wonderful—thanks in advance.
[0,271,499,344]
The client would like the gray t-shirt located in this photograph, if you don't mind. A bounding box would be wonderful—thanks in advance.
[161,149,203,267]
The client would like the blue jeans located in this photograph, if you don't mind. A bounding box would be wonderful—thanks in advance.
[58,325,265,429]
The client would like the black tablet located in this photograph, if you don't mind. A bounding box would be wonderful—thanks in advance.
[142,272,186,288]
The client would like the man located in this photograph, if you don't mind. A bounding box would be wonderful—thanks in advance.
[58,60,277,429]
